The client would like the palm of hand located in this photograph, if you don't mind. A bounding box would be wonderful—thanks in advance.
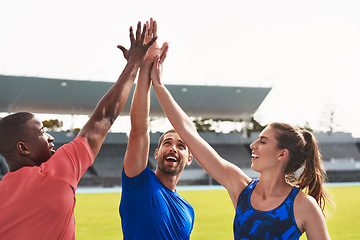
[144,37,161,63]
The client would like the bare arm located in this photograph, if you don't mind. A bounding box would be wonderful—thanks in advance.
[295,193,331,240]
[124,18,168,177]
[78,21,156,158]
[150,51,251,206]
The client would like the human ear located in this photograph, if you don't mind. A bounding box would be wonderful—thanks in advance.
[16,142,30,155]
[154,148,159,159]
[186,155,193,166]
[278,149,289,160]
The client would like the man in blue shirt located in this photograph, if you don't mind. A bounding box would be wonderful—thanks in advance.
[119,18,194,240]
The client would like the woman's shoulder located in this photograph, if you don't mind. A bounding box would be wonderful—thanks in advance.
[295,190,318,208]
[294,189,324,232]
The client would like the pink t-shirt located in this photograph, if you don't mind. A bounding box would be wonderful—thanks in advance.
[0,136,94,240]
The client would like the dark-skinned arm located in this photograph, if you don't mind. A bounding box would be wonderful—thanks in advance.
[78,21,157,158]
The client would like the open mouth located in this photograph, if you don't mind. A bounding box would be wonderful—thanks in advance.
[50,145,56,154]
[165,154,178,162]
[251,153,259,160]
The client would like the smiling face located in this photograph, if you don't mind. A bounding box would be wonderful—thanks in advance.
[249,126,285,173]
[21,117,55,166]
[155,131,192,176]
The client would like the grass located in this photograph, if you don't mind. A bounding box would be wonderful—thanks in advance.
[75,185,360,240]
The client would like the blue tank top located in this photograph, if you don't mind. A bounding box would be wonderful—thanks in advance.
[233,179,303,240]
[120,166,194,240]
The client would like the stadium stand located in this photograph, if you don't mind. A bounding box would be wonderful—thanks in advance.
[1,75,360,184]
[2,130,360,185]
[314,132,360,182]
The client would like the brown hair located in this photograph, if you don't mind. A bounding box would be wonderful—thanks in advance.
[157,129,191,155]
[157,129,177,149]
[270,122,334,215]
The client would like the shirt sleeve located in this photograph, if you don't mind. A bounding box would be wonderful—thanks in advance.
[121,166,150,193]
[40,136,95,188]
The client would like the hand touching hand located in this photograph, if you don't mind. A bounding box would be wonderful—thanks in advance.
[143,18,169,65]
[150,45,169,86]
[117,21,157,66]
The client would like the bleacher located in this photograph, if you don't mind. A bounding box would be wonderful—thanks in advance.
[1,131,360,185]
[314,132,360,182]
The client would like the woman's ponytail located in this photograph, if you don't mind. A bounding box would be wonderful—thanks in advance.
[270,123,334,216]
[297,130,331,214]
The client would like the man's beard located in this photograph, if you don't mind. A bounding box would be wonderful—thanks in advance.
[157,156,184,176]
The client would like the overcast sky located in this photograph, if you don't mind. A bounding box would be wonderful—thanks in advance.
[1,0,360,136]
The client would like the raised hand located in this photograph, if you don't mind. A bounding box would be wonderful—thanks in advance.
[150,44,169,86]
[143,18,168,64]
[117,21,157,66]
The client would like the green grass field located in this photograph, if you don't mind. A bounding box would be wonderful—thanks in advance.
[75,185,360,240]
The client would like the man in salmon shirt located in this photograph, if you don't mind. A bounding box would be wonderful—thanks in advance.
[0,21,156,240]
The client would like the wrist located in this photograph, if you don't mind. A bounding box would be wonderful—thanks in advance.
[140,63,152,71]
[152,80,164,88]
[125,61,141,70]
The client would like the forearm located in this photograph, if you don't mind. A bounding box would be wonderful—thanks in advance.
[153,83,196,134]
[79,62,139,155]
[129,65,151,133]
[152,83,216,163]
[97,62,140,123]
[153,82,250,197]
[123,65,152,177]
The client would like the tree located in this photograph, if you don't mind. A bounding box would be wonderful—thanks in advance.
[246,116,266,137]
[192,117,216,132]
[42,119,63,131]
[321,102,340,134]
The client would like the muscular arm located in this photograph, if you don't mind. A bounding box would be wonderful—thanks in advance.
[78,21,156,158]
[150,52,251,207]
[124,19,168,177]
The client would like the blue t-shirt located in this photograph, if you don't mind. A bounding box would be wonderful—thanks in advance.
[233,179,303,240]
[120,166,194,240]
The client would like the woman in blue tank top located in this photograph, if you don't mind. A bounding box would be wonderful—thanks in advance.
[230,123,335,239]
[151,71,335,240]
[151,49,335,239]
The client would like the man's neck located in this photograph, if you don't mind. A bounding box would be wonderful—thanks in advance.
[155,171,181,192]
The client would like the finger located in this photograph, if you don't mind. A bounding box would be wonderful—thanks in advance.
[152,55,161,78]
[159,45,169,64]
[136,21,141,42]
[153,19,157,37]
[140,23,147,44]
[117,45,129,58]
[160,42,169,52]
[148,19,153,37]
[145,36,158,49]
[156,55,161,70]
[152,55,159,67]
[145,21,151,38]
[129,26,135,46]
[117,45,128,53]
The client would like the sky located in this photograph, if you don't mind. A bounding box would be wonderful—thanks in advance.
[1,0,360,136]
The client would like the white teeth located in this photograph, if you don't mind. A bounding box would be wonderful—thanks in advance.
[166,156,177,161]
[251,154,259,158]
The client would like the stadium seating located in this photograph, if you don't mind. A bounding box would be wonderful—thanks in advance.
[1,131,360,184]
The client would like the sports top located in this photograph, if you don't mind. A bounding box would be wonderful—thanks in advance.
[120,166,194,240]
[233,179,303,240]
[0,137,94,240]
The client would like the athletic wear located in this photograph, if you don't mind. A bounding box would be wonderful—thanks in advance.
[233,179,303,240]
[120,166,194,240]
[0,137,94,240]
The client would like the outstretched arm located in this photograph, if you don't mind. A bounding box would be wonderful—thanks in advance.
[78,21,156,158]
[124,18,168,177]
[150,52,251,207]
